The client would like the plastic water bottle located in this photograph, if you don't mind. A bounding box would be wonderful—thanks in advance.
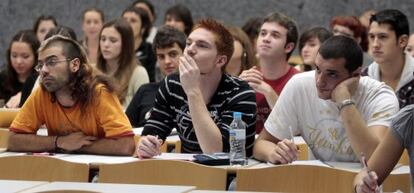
[229,112,247,166]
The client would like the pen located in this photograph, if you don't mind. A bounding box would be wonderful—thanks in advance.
[360,152,368,168]
[288,126,299,160]
[288,126,295,144]
[360,152,380,193]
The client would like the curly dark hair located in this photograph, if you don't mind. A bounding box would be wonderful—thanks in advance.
[39,35,115,114]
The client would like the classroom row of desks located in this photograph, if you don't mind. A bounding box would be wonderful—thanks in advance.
[0,128,410,192]
[0,150,410,193]
[2,180,281,193]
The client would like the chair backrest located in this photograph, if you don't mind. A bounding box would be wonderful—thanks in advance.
[398,149,409,165]
[382,168,410,193]
[297,143,309,160]
[0,108,19,128]
[99,159,227,190]
[0,129,10,149]
[237,164,410,193]
[236,164,356,193]
[175,140,182,153]
[0,155,89,182]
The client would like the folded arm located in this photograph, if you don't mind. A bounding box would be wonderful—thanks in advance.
[77,136,135,156]
[8,131,135,156]
[8,132,56,152]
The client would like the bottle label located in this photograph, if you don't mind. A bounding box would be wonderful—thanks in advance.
[230,129,245,140]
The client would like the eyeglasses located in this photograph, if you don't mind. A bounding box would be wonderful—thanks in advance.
[35,58,71,72]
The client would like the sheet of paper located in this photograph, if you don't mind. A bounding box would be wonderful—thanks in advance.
[133,127,144,135]
[153,153,195,161]
[391,165,410,174]
[58,154,139,164]
[291,160,331,167]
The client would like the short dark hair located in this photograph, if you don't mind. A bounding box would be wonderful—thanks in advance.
[263,12,298,60]
[369,9,409,39]
[165,4,194,36]
[153,25,186,51]
[299,27,333,53]
[122,6,152,40]
[319,36,363,73]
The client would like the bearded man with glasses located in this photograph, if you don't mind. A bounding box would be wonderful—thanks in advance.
[7,35,135,156]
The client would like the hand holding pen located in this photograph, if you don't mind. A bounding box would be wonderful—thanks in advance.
[268,126,299,164]
[136,135,163,159]
[356,152,380,193]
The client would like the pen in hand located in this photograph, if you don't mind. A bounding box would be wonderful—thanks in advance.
[360,152,380,193]
[288,126,299,161]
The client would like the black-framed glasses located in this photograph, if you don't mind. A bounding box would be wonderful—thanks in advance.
[35,59,72,72]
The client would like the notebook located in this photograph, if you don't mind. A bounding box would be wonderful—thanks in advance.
[0,108,19,128]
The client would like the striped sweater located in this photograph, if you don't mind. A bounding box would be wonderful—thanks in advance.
[142,73,257,156]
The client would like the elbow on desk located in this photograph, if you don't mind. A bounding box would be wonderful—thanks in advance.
[6,132,19,151]
[119,137,136,156]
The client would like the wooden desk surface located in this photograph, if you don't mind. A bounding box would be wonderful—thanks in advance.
[19,181,196,193]
[190,191,277,193]
[0,151,260,175]
[0,180,47,193]
[245,160,410,193]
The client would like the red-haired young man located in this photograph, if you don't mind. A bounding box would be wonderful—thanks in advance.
[136,18,256,158]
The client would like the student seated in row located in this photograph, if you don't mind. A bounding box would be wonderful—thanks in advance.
[363,9,414,108]
[354,104,414,193]
[0,30,39,108]
[8,35,135,156]
[126,25,186,127]
[253,36,399,164]
[136,18,257,158]
[239,12,299,134]
[96,19,149,108]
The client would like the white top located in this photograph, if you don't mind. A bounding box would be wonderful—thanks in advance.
[265,71,399,162]
[124,65,149,108]
[367,54,414,92]
[146,27,158,43]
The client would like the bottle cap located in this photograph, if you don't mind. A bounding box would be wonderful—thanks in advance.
[233,112,242,119]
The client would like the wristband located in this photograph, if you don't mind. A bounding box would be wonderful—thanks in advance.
[54,136,63,152]
[339,99,355,111]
